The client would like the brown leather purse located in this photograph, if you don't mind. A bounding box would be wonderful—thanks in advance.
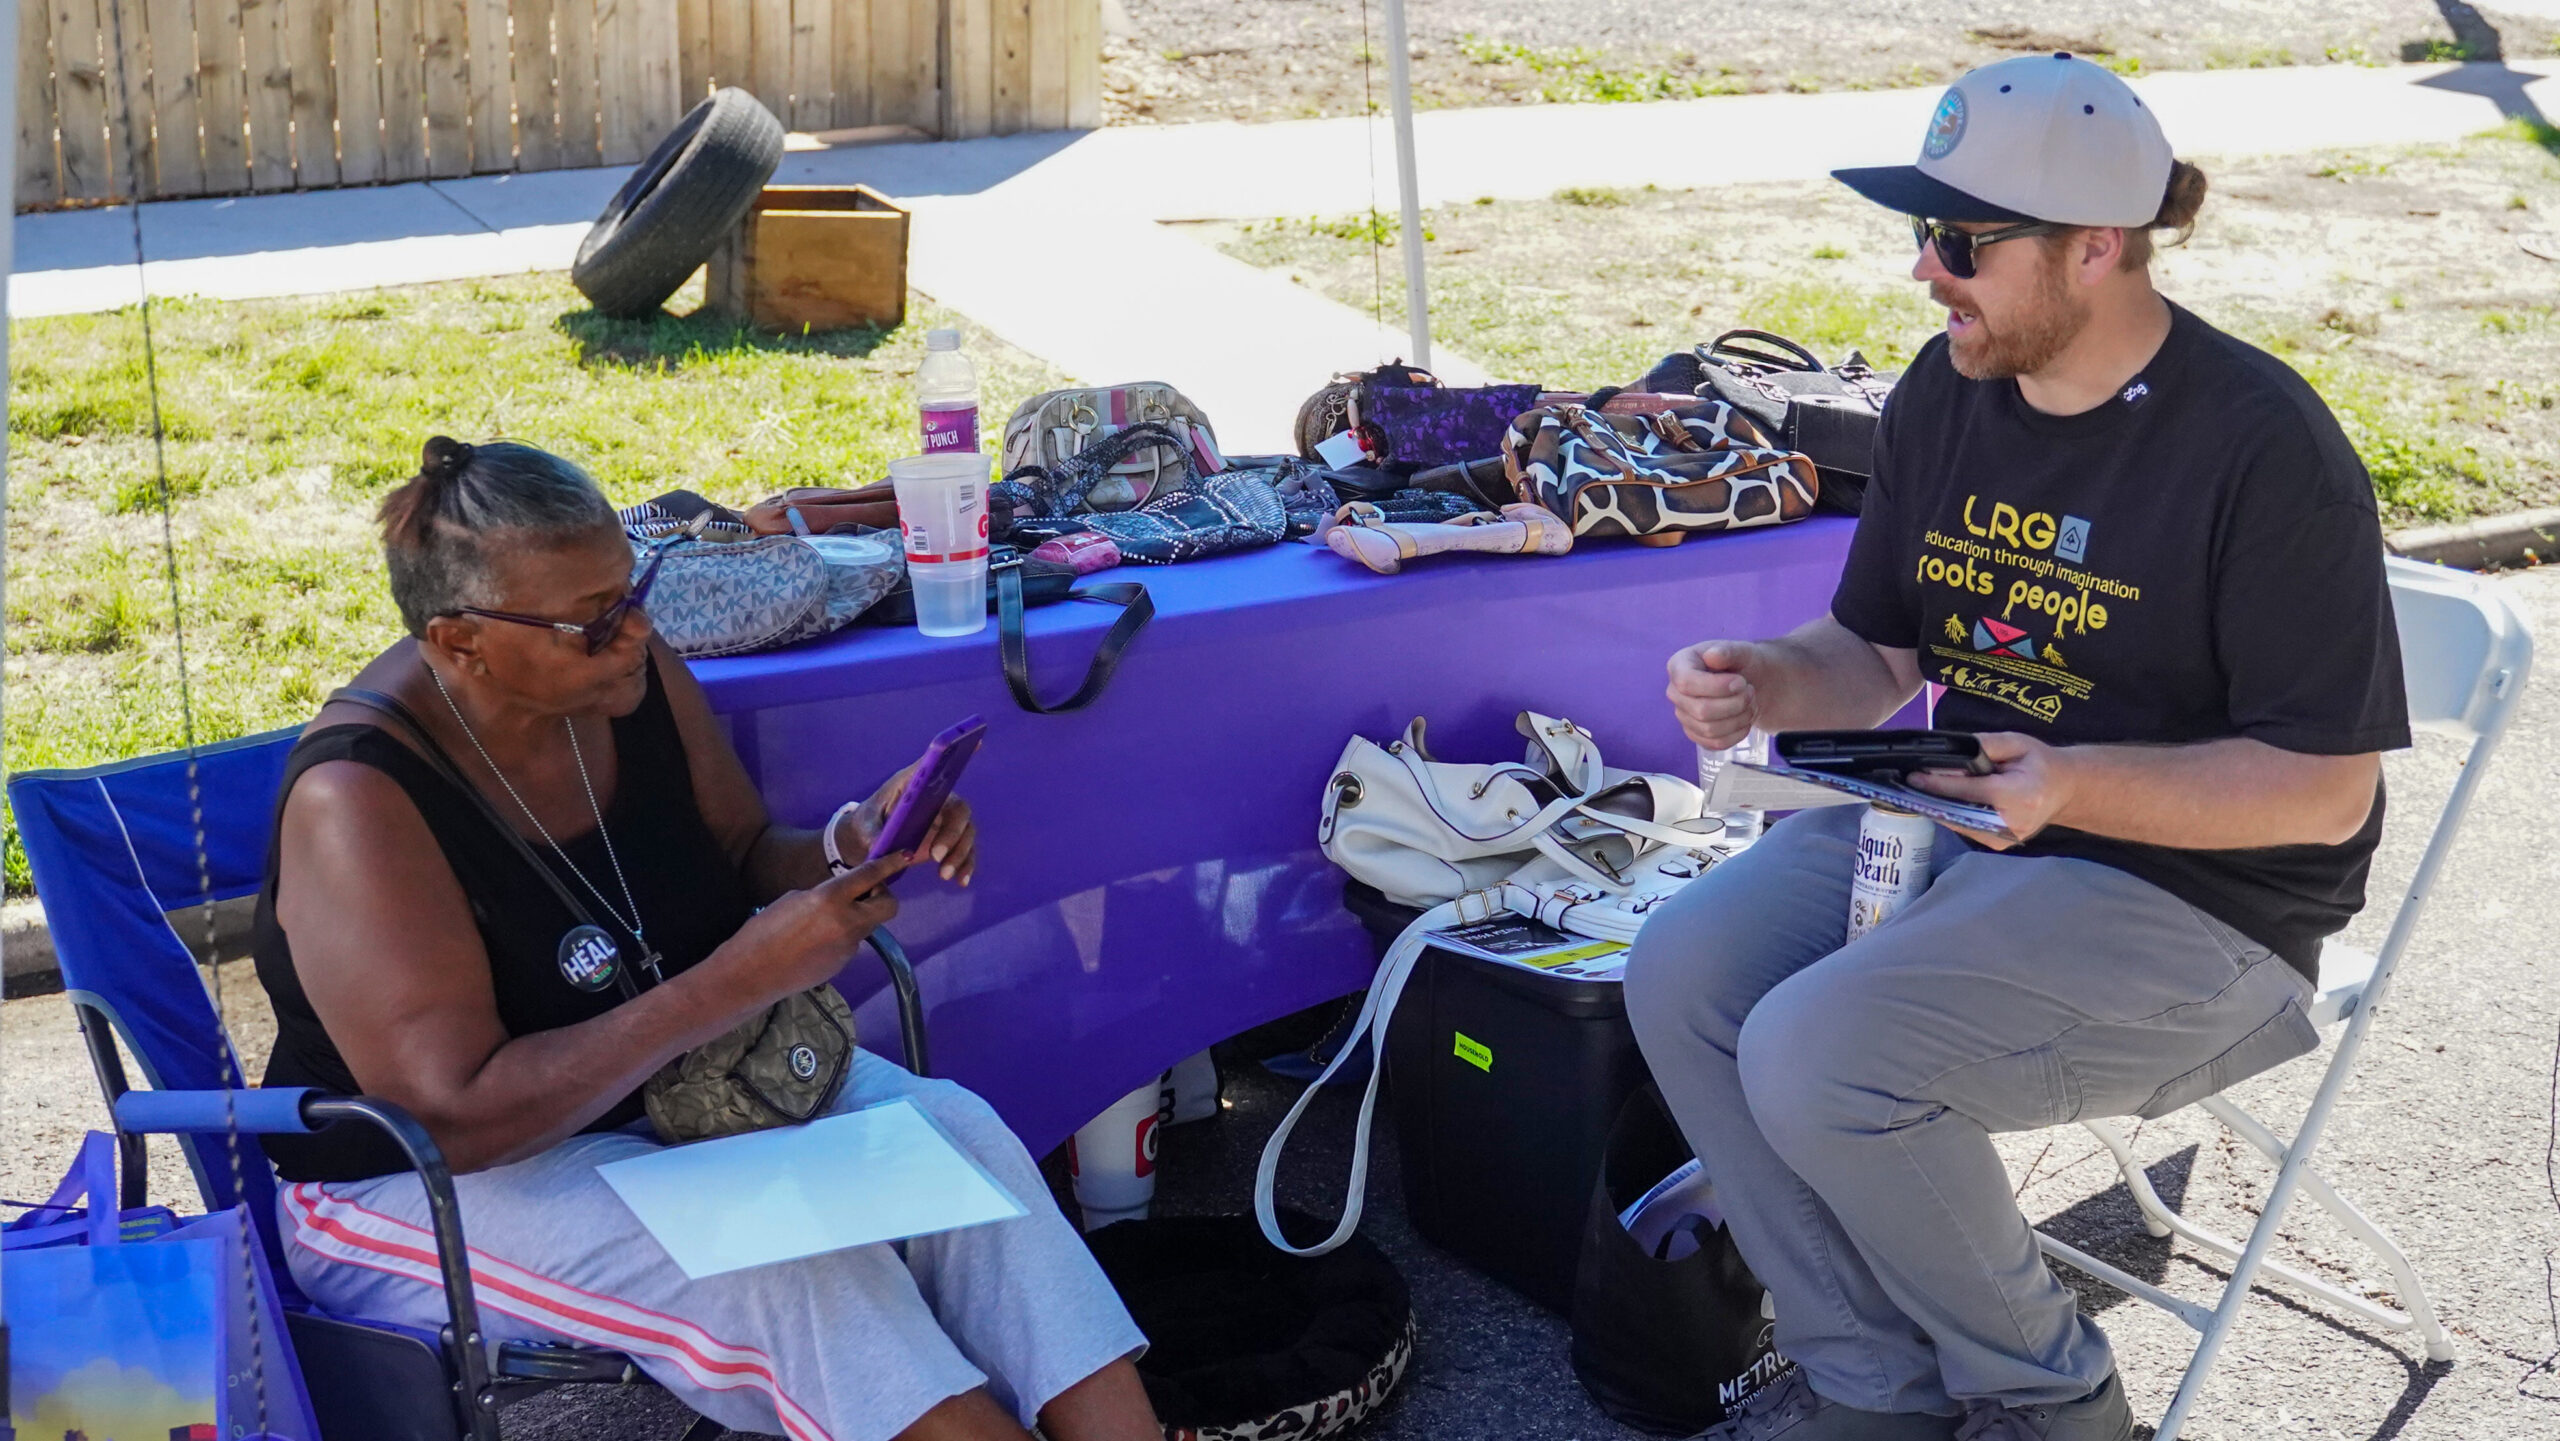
[744,482,902,536]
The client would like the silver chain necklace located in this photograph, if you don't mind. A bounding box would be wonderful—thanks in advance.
[426,665,664,981]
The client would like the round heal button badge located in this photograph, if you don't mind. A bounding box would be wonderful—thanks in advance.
[789,1045,821,1082]
[557,924,622,992]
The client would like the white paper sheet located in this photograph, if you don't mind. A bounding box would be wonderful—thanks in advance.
[598,1099,1029,1279]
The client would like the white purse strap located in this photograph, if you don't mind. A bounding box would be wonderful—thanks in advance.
[1254,895,1484,1256]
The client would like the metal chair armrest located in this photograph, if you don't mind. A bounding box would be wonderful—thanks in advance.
[293,1094,503,1441]
[868,927,930,1078]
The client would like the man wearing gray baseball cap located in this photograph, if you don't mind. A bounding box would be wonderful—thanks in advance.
[1628,54,2408,1441]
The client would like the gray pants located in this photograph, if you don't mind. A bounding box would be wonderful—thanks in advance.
[1624,806,2319,1414]
[282,1051,1147,1441]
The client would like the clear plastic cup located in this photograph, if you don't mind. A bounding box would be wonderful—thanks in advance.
[909,563,988,637]
[888,452,992,638]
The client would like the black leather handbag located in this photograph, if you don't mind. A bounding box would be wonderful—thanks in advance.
[1639,329,1896,515]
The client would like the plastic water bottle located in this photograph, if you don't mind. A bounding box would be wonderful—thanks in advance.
[917,327,980,455]
[1696,730,1768,844]
[1069,1073,1170,1230]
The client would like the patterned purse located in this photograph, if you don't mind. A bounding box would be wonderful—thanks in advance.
[1001,383,1227,511]
[1000,422,1288,564]
[637,532,903,657]
[1502,401,1819,544]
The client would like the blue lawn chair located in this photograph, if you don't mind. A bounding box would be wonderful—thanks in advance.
[11,727,931,1441]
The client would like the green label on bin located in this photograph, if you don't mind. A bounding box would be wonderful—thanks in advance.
[1452,1032,1492,1072]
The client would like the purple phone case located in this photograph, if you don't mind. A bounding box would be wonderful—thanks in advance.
[869,716,987,862]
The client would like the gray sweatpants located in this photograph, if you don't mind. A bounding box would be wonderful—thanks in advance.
[1624,805,2319,1415]
[280,1050,1147,1441]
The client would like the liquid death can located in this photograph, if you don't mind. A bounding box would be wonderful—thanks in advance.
[1847,804,1935,943]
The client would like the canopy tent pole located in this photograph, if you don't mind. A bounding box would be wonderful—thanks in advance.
[1379,0,1431,367]
[1,0,23,1384]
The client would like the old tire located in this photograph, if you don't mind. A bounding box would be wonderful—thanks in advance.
[571,87,785,319]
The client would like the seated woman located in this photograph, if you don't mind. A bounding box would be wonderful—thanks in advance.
[255,437,1158,1441]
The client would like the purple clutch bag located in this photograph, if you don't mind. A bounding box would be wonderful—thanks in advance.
[1360,383,1546,469]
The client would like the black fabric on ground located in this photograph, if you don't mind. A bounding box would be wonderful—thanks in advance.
[1086,1211,1410,1426]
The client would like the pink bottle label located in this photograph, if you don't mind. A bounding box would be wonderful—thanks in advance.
[921,404,979,454]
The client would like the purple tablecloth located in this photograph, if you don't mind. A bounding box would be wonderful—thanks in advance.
[694,517,1858,1155]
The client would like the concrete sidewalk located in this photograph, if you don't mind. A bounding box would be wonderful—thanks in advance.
[15,58,2556,449]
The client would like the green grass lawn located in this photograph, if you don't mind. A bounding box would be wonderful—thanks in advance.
[3,274,1062,890]
[1211,125,2560,526]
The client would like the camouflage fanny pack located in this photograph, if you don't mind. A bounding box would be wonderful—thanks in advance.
[644,983,857,1142]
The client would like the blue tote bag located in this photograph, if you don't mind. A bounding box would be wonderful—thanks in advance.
[4,1132,320,1441]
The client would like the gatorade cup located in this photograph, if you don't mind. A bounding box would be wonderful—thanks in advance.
[887,452,992,638]
[1069,1073,1170,1231]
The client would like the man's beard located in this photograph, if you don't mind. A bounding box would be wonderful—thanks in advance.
[1938,254,2089,381]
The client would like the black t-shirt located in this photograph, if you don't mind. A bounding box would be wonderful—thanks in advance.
[1831,301,2409,980]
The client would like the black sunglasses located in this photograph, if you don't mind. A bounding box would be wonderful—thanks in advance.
[1911,216,2063,280]
[445,541,672,656]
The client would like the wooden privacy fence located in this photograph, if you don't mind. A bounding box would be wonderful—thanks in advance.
[16,0,1101,209]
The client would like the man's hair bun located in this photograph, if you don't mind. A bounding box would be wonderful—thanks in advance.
[2154,160,2208,233]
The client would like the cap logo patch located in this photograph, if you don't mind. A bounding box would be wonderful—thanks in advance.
[1924,89,1968,160]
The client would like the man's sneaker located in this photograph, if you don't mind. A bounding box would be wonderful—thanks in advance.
[1953,1372,2136,1441]
[1693,1368,1961,1441]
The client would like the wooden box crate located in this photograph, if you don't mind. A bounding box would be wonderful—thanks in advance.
[705,185,911,332]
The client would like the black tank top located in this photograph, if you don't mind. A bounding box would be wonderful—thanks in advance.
[254,658,756,1182]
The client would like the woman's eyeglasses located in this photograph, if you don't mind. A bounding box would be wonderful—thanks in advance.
[445,542,672,656]
[1911,216,2062,280]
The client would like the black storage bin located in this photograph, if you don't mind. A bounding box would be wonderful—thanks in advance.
[1342,882,1654,1313]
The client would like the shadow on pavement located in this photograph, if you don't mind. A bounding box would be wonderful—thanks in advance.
[2414,4,2555,138]
[554,306,896,370]
[2038,1144,2199,1318]
[2162,1249,2454,1441]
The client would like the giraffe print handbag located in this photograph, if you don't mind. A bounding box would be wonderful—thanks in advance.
[1501,400,1820,544]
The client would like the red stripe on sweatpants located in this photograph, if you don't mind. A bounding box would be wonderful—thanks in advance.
[283,1185,832,1441]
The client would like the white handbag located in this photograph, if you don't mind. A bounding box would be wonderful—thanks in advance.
[1317,711,1712,908]
[1268,714,1724,1257]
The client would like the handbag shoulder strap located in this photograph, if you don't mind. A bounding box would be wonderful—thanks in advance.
[328,685,643,996]
[1255,893,1488,1256]
[996,563,1154,715]
[1708,329,1826,375]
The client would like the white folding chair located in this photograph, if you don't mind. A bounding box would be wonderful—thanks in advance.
[2034,556,2534,1441]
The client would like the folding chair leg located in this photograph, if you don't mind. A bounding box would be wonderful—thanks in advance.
[2080,1118,2174,1238]
[2198,1097,2454,1363]
[672,1416,725,1441]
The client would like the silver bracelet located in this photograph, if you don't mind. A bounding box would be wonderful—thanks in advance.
[821,799,866,876]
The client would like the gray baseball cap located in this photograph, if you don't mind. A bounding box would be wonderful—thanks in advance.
[1833,53,2175,226]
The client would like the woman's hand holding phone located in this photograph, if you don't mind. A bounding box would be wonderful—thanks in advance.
[832,762,980,887]
[720,854,912,1005]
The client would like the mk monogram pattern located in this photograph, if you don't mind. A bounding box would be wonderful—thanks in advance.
[1502,401,1820,540]
[640,536,834,658]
